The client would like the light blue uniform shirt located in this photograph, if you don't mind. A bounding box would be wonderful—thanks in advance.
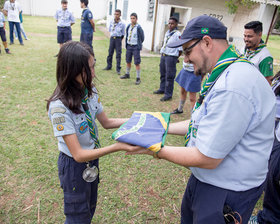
[48,91,103,157]
[0,12,5,28]
[188,62,276,191]
[160,30,182,56]
[109,20,125,37]
[127,24,138,45]
[54,8,75,27]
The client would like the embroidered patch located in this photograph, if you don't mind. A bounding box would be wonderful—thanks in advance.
[51,107,66,115]
[192,127,197,138]
[268,62,273,71]
[201,28,209,34]
[52,116,65,125]
[57,124,64,131]
[79,121,88,134]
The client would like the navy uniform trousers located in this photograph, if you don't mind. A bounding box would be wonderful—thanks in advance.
[106,36,122,72]
[257,129,280,224]
[159,55,178,98]
[58,152,99,224]
[181,174,264,224]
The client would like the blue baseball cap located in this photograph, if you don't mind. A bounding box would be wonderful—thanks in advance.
[168,15,227,48]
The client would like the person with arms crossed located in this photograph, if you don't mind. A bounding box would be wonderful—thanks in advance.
[153,16,182,101]
[103,9,126,75]
[244,21,273,84]
[3,0,23,45]
[47,41,138,224]
[54,0,75,52]
[126,15,276,224]
[120,12,144,85]
[80,0,95,49]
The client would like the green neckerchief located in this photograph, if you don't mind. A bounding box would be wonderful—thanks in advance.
[244,40,266,60]
[184,45,251,146]
[82,88,101,148]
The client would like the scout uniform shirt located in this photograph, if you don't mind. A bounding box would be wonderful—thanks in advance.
[127,24,138,45]
[187,62,275,192]
[160,29,182,56]
[54,8,75,27]
[3,1,21,23]
[0,12,5,28]
[81,8,93,33]
[48,90,103,157]
[109,19,125,37]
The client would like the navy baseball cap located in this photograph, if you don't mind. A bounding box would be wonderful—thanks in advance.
[168,15,227,48]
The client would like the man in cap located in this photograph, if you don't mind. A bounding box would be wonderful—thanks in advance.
[126,15,276,223]
[243,21,274,84]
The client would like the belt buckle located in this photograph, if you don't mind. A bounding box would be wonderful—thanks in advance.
[163,53,166,56]
[113,36,116,39]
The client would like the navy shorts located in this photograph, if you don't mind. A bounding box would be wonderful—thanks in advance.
[80,32,93,49]
[57,26,72,44]
[181,174,264,224]
[0,27,7,42]
[126,45,141,65]
[58,152,99,224]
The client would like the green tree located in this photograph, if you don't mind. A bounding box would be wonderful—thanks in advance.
[225,0,255,14]
[0,0,5,9]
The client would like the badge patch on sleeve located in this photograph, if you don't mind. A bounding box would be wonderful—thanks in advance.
[51,107,66,115]
[57,124,64,131]
[53,116,65,125]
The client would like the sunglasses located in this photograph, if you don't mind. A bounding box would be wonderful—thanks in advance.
[183,39,201,56]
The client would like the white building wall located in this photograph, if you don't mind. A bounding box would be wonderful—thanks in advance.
[17,0,108,19]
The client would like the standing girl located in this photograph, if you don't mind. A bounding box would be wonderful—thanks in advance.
[47,41,137,224]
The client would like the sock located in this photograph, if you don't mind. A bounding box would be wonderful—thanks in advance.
[136,69,140,79]
[126,67,131,74]
[178,100,185,111]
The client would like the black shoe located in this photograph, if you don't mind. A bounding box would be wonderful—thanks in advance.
[120,73,130,79]
[135,78,141,85]
[160,96,172,101]
[171,108,183,114]
[20,43,24,46]
[5,48,11,54]
[103,67,112,70]
[117,71,121,75]
[153,89,164,94]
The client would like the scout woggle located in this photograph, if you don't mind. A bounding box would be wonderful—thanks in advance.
[82,164,98,182]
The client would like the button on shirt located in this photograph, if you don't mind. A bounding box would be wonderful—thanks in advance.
[127,24,138,45]
[188,62,276,191]
[109,20,125,37]
[3,1,21,22]
[81,8,94,33]
[0,12,5,27]
[160,30,182,56]
[48,91,103,158]
[54,8,75,27]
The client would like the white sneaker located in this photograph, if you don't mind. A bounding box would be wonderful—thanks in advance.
[248,216,259,224]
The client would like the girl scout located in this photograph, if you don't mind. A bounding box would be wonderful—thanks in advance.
[47,41,138,224]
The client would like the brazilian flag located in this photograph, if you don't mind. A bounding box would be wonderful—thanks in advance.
[112,111,170,152]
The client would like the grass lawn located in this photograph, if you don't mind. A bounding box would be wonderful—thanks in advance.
[0,15,279,223]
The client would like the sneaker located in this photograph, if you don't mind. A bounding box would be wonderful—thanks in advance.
[20,43,24,46]
[171,108,183,114]
[5,48,11,54]
[25,38,29,40]
[120,73,130,79]
[135,78,141,85]
[248,216,259,224]
[117,70,121,75]
[103,67,112,70]
[10,42,14,45]
[160,96,172,101]
[153,89,164,94]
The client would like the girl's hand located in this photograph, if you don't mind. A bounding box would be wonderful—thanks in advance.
[114,142,144,152]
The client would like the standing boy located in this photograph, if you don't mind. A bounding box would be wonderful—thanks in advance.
[153,17,182,101]
[0,9,11,54]
[3,0,23,45]
[120,13,144,85]
[54,0,75,49]
[103,9,126,75]
[80,0,95,49]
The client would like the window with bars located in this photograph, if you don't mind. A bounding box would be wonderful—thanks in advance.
[123,0,129,20]
[147,0,155,21]
[109,1,113,15]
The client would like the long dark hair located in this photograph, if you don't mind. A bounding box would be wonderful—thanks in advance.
[47,41,95,114]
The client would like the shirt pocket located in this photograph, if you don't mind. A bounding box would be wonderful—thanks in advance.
[73,114,88,136]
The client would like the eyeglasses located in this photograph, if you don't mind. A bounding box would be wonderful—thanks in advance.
[183,39,201,56]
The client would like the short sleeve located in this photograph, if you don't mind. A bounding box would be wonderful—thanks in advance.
[54,10,58,20]
[259,57,273,77]
[196,90,255,159]
[87,11,93,20]
[48,103,76,137]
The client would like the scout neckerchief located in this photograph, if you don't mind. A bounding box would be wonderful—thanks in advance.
[163,29,177,49]
[81,88,101,148]
[112,20,119,32]
[128,24,136,42]
[184,45,251,146]
[244,40,266,60]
